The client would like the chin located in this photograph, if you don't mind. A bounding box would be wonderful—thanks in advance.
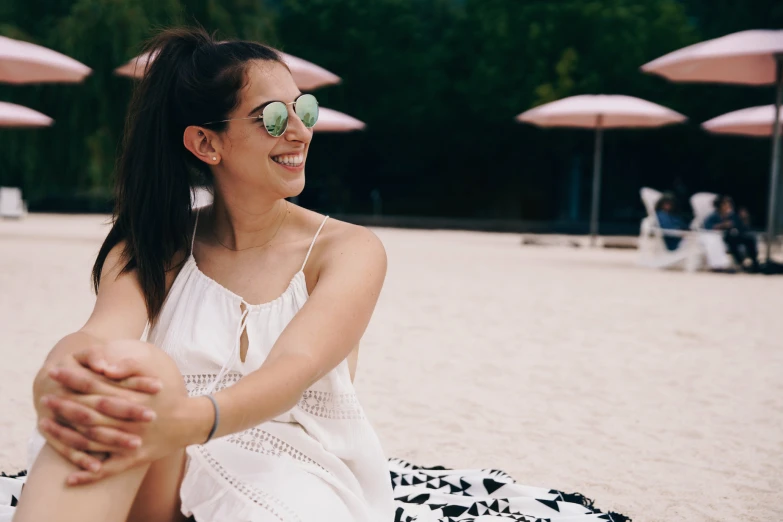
[283,172,306,199]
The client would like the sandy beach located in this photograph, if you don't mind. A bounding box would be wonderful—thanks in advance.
[1,214,781,522]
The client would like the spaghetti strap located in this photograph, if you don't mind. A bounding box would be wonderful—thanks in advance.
[191,208,200,254]
[301,216,329,271]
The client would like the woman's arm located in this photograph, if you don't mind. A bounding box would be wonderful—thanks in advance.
[34,242,177,469]
[188,225,387,440]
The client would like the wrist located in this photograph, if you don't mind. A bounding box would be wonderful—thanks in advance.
[183,396,217,446]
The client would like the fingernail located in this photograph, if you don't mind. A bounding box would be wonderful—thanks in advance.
[128,438,141,448]
[67,476,78,485]
[142,410,157,421]
[105,364,117,373]
[48,368,59,379]
[88,462,101,472]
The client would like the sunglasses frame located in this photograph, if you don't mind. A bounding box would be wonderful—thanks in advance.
[200,93,319,137]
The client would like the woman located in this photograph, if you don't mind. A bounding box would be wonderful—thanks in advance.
[13,27,393,522]
[4,26,632,522]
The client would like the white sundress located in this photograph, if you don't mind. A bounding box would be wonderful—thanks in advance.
[146,213,396,521]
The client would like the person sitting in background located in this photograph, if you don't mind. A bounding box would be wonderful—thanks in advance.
[655,192,687,251]
[704,195,760,272]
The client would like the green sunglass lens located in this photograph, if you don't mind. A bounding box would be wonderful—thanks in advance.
[296,94,319,129]
[263,102,288,137]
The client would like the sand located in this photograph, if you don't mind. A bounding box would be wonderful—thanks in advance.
[1,214,781,522]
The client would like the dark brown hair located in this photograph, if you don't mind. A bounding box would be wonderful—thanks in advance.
[92,27,283,322]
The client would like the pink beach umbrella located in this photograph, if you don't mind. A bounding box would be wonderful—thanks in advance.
[516,94,686,244]
[314,108,365,132]
[116,51,340,91]
[279,52,341,91]
[642,29,783,259]
[0,101,53,127]
[0,36,91,84]
[702,105,782,138]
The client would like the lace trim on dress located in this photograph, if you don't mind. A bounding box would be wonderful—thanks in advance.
[299,390,365,420]
[183,372,243,396]
[226,428,331,474]
[182,373,365,420]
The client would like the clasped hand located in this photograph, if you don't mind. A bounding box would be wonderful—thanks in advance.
[34,340,191,486]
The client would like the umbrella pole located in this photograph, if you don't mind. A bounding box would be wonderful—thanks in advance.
[590,116,604,246]
[765,55,783,264]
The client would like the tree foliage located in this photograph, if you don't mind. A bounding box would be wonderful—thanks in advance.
[0,0,781,224]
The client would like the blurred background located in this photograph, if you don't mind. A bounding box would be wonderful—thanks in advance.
[2,5,783,521]
[1,0,781,235]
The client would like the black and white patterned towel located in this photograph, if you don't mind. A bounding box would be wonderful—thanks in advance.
[1,461,630,521]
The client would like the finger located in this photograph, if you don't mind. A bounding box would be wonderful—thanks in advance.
[101,357,146,381]
[67,453,138,486]
[116,376,162,395]
[72,348,108,374]
[89,395,156,422]
[76,425,142,450]
[39,420,102,473]
[39,417,119,454]
[48,365,106,395]
[42,395,123,429]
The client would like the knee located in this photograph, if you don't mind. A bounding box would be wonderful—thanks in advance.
[138,342,186,395]
[104,340,186,397]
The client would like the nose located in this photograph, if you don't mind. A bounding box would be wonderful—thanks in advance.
[284,104,312,143]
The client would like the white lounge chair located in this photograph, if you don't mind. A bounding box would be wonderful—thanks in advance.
[689,192,718,230]
[0,187,26,219]
[637,187,702,272]
[689,192,733,270]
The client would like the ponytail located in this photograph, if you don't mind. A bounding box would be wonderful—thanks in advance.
[92,27,282,322]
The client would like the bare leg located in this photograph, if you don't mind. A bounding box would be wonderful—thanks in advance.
[127,449,189,522]
[14,344,189,522]
[13,443,150,522]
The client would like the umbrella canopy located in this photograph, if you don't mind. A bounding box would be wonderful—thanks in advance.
[517,94,685,128]
[116,51,340,91]
[314,108,365,132]
[702,105,782,137]
[517,95,686,244]
[0,36,91,84]
[641,30,783,85]
[279,52,341,91]
[0,101,53,128]
[643,29,783,261]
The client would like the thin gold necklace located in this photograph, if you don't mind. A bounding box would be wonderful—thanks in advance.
[212,201,289,252]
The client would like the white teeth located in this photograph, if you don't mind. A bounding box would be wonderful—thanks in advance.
[272,153,303,166]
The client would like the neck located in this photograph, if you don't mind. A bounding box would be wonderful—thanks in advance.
[209,193,288,251]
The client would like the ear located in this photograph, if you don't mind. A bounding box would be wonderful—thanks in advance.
[184,126,222,165]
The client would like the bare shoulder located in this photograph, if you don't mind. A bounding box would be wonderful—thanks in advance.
[317,218,387,272]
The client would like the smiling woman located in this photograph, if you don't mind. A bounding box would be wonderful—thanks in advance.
[5,26,394,522]
[0,26,630,522]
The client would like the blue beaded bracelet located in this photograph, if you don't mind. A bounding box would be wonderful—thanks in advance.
[203,394,219,444]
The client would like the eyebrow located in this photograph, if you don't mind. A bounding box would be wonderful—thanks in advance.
[247,92,304,116]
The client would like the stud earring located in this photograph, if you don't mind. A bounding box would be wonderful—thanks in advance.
[212,157,217,161]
